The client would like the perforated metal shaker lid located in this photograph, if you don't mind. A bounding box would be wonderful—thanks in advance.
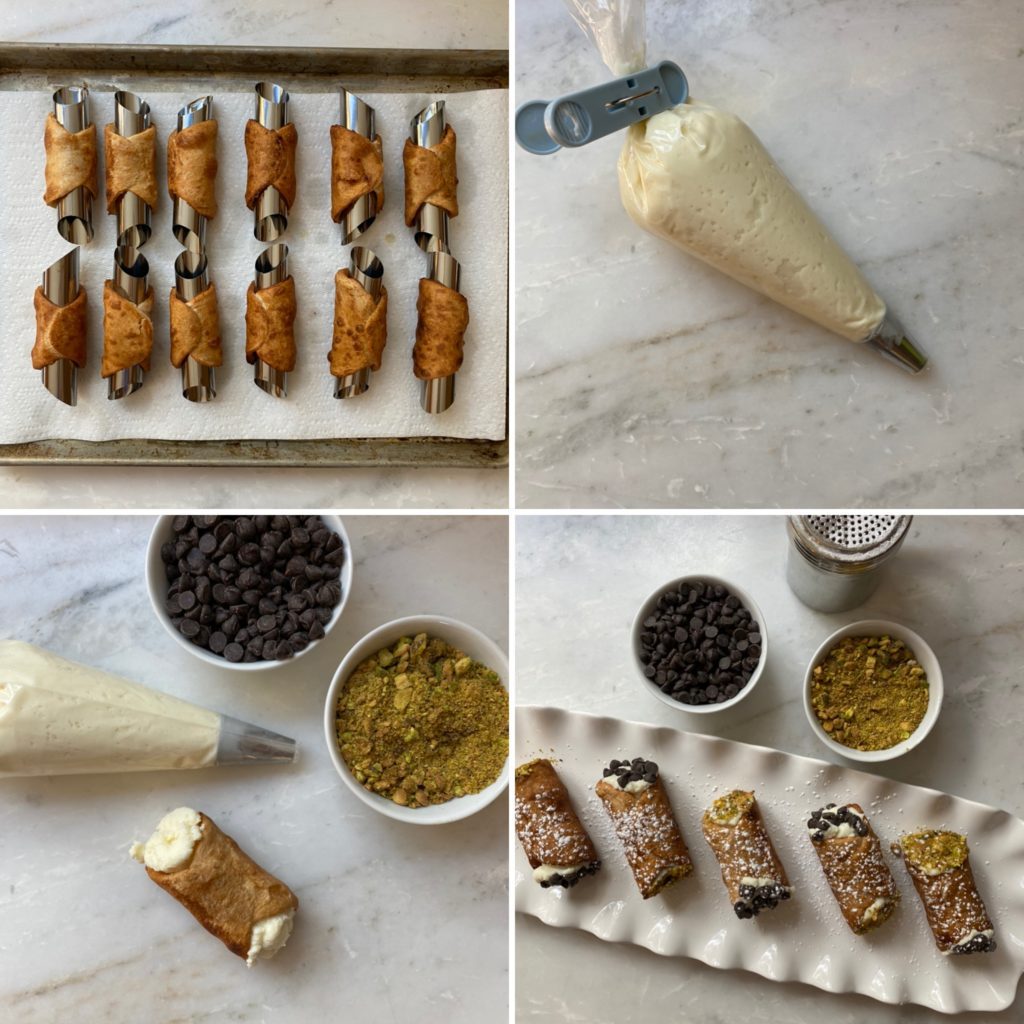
[787,515,912,573]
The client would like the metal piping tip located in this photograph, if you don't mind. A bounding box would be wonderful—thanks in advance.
[254,359,288,398]
[107,364,144,400]
[182,357,215,402]
[42,359,77,406]
[178,95,213,130]
[421,375,455,414]
[174,249,209,300]
[865,312,929,374]
[255,243,289,289]
[334,368,371,399]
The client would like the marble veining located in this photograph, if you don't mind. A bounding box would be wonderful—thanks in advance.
[515,0,1024,508]
[515,514,1024,1021]
[0,514,508,1024]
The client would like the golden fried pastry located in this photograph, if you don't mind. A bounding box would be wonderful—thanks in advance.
[169,283,222,368]
[244,120,297,211]
[167,119,218,219]
[413,277,468,380]
[103,122,158,214]
[330,126,384,223]
[101,281,154,377]
[402,123,458,226]
[245,277,297,373]
[329,269,388,377]
[43,113,98,206]
[32,285,87,369]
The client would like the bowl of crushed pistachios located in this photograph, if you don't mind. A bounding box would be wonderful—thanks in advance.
[324,616,510,824]
[802,620,943,763]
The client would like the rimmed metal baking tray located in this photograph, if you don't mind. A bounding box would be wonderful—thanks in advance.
[0,42,508,469]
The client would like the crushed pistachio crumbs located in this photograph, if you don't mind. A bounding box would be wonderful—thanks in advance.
[900,829,969,873]
[709,789,754,824]
[810,635,929,751]
[336,633,508,807]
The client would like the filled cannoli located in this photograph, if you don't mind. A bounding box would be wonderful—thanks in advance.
[33,283,87,371]
[169,282,222,369]
[131,807,297,966]
[331,124,384,225]
[245,275,297,374]
[807,802,899,934]
[413,277,468,381]
[515,759,600,888]
[403,121,458,228]
[167,117,218,221]
[43,111,98,208]
[102,279,154,380]
[104,120,157,216]
[702,789,792,918]
[893,830,996,955]
[330,268,388,379]
[595,757,693,899]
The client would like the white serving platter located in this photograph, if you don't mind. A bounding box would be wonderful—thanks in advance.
[514,706,1024,1014]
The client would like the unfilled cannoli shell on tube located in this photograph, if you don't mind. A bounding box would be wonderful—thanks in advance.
[102,280,154,377]
[144,813,297,962]
[329,269,388,377]
[169,283,222,369]
[245,277,297,373]
[595,775,693,899]
[330,127,384,223]
[413,277,468,380]
[402,123,458,227]
[32,286,87,369]
[244,119,297,211]
[167,119,218,219]
[43,113,98,206]
[103,123,158,214]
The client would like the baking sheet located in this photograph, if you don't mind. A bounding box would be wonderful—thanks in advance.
[0,76,507,444]
[515,706,1024,1014]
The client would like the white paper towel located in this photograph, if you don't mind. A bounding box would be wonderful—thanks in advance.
[0,84,507,442]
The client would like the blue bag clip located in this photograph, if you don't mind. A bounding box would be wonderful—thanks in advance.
[515,61,688,155]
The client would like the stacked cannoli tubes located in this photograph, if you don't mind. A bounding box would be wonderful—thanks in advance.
[328,88,388,399]
[102,91,157,399]
[37,86,96,405]
[245,82,298,397]
[168,95,220,401]
[405,100,467,413]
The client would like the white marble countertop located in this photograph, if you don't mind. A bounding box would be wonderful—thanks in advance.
[1,0,508,511]
[0,513,508,1024]
[515,514,1024,1021]
[515,0,1024,508]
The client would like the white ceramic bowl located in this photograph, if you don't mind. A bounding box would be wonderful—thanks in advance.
[146,514,352,672]
[802,619,943,763]
[324,615,509,824]
[630,574,767,714]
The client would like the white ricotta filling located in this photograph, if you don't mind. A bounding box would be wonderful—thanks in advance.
[246,909,295,967]
[609,775,651,793]
[944,928,994,955]
[861,897,891,926]
[533,863,586,883]
[807,806,866,839]
[130,807,204,872]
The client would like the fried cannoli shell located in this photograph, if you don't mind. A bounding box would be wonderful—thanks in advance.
[102,280,154,377]
[596,776,693,898]
[897,831,995,954]
[144,813,297,961]
[329,269,388,377]
[515,759,599,886]
[413,278,468,380]
[702,790,790,915]
[402,123,458,226]
[330,127,384,222]
[169,283,222,369]
[32,285,87,369]
[167,119,218,219]
[244,119,297,210]
[43,114,98,206]
[809,804,899,934]
[104,123,158,214]
[245,277,297,373]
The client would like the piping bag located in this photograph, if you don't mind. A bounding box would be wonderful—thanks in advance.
[0,642,296,777]
[516,0,927,373]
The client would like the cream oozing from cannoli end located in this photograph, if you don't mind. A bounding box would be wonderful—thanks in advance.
[861,896,893,927]
[247,909,295,967]
[945,929,995,956]
[130,806,204,872]
[533,863,588,883]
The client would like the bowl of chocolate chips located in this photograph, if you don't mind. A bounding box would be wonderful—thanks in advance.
[631,574,767,714]
[146,514,352,671]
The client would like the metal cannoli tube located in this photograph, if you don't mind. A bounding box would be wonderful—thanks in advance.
[337,88,379,244]
[410,101,450,254]
[419,242,461,413]
[334,246,384,399]
[252,243,291,398]
[174,249,216,402]
[52,86,94,245]
[173,96,213,252]
[106,244,150,400]
[111,90,153,249]
[40,247,82,405]
[252,82,291,242]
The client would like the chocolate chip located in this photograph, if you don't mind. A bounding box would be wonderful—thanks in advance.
[224,642,244,663]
